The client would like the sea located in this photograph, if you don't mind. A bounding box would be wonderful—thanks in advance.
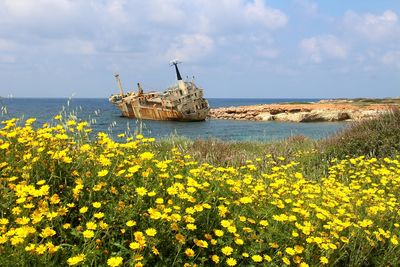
[0,98,347,141]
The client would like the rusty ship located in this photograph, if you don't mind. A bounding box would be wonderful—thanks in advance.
[109,61,209,121]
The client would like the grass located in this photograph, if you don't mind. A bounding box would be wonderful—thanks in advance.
[321,108,400,159]
[0,111,400,266]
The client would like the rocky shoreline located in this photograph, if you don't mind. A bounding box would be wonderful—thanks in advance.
[209,100,398,122]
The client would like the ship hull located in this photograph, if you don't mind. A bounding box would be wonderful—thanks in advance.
[116,102,208,121]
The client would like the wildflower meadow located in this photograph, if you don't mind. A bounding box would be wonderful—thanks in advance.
[0,117,399,266]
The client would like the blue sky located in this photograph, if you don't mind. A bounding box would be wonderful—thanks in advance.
[0,0,399,98]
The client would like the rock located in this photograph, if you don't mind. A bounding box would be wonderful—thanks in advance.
[256,112,274,121]
[208,102,395,122]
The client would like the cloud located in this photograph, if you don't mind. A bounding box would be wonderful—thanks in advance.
[343,10,400,42]
[300,35,348,63]
[166,34,214,62]
[0,0,288,65]
[244,0,288,29]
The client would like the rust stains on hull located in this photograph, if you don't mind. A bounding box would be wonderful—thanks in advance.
[118,101,208,121]
[109,62,209,122]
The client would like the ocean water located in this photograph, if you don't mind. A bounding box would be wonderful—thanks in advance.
[0,98,346,141]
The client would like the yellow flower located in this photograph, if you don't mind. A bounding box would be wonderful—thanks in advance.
[40,227,56,238]
[194,239,208,248]
[99,221,109,230]
[139,152,154,160]
[186,223,197,230]
[25,243,36,252]
[94,212,105,219]
[285,247,296,256]
[136,187,147,196]
[211,255,220,263]
[0,218,9,225]
[282,257,290,265]
[145,228,157,236]
[36,244,47,254]
[234,238,244,245]
[126,220,137,227]
[320,257,329,265]
[79,207,88,214]
[214,229,224,237]
[239,196,252,204]
[251,254,263,262]
[221,246,233,256]
[128,165,141,173]
[15,217,30,225]
[294,245,304,254]
[82,230,94,239]
[226,258,237,266]
[67,254,86,266]
[391,235,399,245]
[264,255,272,262]
[185,248,195,257]
[86,222,97,230]
[221,220,230,228]
[176,234,186,244]
[129,242,140,250]
[107,256,123,267]
[92,202,101,208]
[98,170,109,177]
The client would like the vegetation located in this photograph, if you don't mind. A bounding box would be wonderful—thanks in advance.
[321,108,400,159]
[1,112,400,266]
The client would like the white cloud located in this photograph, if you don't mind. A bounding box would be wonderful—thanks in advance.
[2,0,73,18]
[0,0,287,63]
[145,0,185,24]
[300,35,348,63]
[244,0,288,29]
[166,34,214,62]
[343,10,399,42]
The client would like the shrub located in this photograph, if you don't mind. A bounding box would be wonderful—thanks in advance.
[321,108,400,158]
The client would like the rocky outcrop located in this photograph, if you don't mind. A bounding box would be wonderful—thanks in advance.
[208,102,397,122]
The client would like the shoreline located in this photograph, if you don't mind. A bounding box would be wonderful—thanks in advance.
[209,98,400,122]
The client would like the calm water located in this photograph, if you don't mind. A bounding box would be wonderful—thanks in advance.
[0,98,346,141]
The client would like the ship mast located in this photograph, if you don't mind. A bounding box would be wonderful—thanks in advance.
[171,60,188,94]
[137,83,143,96]
[114,73,124,97]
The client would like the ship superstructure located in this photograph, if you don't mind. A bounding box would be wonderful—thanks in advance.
[109,61,209,121]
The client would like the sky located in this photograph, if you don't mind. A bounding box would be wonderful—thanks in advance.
[0,0,399,98]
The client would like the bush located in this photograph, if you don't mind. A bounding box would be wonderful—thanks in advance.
[321,108,400,158]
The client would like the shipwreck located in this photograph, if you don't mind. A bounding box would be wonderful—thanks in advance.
[109,61,209,121]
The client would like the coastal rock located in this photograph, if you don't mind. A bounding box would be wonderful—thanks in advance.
[256,112,274,121]
[208,101,397,122]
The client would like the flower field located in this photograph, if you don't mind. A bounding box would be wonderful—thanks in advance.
[0,117,399,266]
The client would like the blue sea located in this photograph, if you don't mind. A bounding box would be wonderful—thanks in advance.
[0,98,346,141]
